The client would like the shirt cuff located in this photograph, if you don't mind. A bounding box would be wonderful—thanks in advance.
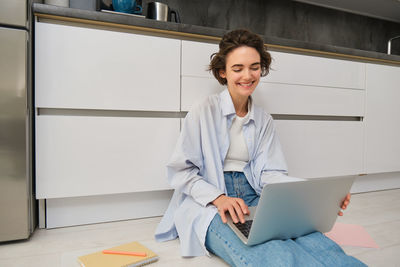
[190,179,224,207]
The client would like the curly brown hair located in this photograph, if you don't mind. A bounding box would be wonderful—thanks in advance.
[209,29,271,85]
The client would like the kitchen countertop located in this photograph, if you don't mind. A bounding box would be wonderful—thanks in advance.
[33,3,400,65]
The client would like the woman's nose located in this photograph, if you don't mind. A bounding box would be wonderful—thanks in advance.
[243,68,252,79]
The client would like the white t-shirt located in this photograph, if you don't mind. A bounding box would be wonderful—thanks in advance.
[223,105,250,172]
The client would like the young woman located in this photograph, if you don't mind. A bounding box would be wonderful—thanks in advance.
[155,29,365,266]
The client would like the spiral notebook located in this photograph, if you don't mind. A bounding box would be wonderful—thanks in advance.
[78,241,159,267]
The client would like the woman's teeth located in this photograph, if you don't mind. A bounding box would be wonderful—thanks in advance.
[239,82,253,86]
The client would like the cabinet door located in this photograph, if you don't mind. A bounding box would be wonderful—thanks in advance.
[35,21,180,111]
[36,116,179,198]
[181,40,218,78]
[275,121,364,178]
[364,64,400,173]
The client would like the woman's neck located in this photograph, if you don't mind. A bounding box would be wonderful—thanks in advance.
[230,94,249,117]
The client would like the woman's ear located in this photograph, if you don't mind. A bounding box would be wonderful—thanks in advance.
[219,69,226,78]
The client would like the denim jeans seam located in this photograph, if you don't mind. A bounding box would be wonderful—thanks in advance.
[210,227,249,266]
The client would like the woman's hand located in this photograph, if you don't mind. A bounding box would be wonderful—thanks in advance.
[212,194,249,224]
[338,193,351,216]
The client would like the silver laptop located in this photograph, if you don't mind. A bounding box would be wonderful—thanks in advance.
[227,176,355,246]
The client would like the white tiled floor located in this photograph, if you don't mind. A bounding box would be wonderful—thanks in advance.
[0,189,399,267]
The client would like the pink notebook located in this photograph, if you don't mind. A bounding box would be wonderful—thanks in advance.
[325,222,379,248]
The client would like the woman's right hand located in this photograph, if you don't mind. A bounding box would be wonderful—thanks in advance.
[212,194,249,224]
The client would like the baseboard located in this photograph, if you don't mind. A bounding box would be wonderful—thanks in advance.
[352,172,400,193]
[45,190,173,228]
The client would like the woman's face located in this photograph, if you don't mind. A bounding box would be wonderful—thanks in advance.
[219,46,261,100]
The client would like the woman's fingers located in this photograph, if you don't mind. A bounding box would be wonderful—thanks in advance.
[227,201,245,224]
[233,201,246,223]
[339,194,351,216]
[237,198,250,215]
[227,205,237,223]
[219,209,228,223]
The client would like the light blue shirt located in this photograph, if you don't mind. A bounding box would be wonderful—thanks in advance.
[154,89,292,257]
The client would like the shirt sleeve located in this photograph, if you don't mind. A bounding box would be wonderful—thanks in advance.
[255,113,306,187]
[166,109,224,207]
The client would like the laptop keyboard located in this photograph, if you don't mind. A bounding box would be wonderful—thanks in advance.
[234,220,253,238]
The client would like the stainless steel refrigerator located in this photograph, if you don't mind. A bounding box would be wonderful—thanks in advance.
[0,0,35,242]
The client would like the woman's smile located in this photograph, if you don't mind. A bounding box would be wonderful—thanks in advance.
[237,81,256,89]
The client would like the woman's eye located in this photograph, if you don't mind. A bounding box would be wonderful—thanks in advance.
[251,67,260,71]
[233,69,242,72]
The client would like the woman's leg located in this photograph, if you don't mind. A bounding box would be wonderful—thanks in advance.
[294,232,367,266]
[205,214,247,267]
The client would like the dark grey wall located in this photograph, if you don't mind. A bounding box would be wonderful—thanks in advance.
[142,0,400,55]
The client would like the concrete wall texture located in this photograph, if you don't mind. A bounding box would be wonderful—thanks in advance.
[141,0,400,55]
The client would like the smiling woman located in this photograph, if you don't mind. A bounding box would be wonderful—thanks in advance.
[208,29,271,117]
[154,29,366,267]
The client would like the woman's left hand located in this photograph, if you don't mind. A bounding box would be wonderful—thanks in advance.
[338,193,351,216]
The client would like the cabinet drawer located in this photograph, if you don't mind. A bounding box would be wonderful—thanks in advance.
[35,21,180,111]
[36,115,179,198]
[274,120,364,178]
[181,77,364,116]
[252,82,364,116]
[267,51,365,90]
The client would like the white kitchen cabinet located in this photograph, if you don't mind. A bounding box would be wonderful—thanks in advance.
[36,115,179,198]
[275,120,364,178]
[181,40,365,118]
[364,63,400,174]
[267,51,365,90]
[34,19,183,227]
[35,21,180,111]
[34,19,399,228]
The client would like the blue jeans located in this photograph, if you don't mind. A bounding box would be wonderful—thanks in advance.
[205,171,367,267]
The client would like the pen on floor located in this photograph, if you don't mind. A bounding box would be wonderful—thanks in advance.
[102,250,147,257]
